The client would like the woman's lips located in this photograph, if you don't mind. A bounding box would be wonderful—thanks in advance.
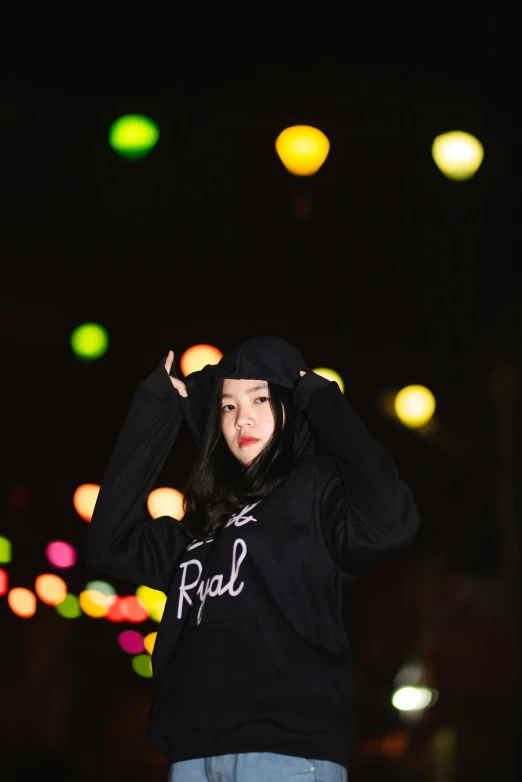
[239,437,259,447]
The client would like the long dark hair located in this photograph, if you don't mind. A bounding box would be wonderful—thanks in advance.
[181,377,301,542]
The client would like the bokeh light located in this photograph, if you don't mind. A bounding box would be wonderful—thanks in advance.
[180,344,223,376]
[46,540,77,569]
[392,686,434,711]
[80,588,115,618]
[136,585,167,622]
[118,630,145,654]
[70,323,109,361]
[86,581,119,621]
[0,568,8,597]
[106,595,128,623]
[8,587,37,618]
[394,385,436,429]
[147,487,185,520]
[0,535,12,564]
[74,484,100,522]
[275,125,330,176]
[35,574,67,605]
[132,653,153,678]
[120,595,149,623]
[431,130,484,181]
[85,580,115,598]
[311,367,345,394]
[55,593,81,619]
[144,631,157,656]
[108,114,160,160]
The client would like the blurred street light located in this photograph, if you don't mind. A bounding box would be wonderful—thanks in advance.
[394,385,436,428]
[431,130,484,181]
[108,114,160,160]
[275,125,330,176]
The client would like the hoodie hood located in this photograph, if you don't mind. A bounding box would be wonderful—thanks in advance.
[174,335,316,459]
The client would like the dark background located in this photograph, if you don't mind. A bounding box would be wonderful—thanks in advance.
[1,17,520,782]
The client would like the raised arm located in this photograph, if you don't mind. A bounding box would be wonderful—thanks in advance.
[293,371,420,582]
[84,355,191,593]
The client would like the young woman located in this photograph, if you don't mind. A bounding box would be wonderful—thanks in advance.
[85,335,420,782]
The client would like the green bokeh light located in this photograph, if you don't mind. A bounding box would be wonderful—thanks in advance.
[0,536,12,564]
[108,114,160,159]
[85,580,115,597]
[132,654,153,678]
[55,593,81,619]
[70,323,109,361]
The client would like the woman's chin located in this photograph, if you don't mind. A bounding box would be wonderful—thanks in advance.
[233,443,264,466]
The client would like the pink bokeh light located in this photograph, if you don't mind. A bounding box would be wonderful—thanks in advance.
[45,540,77,569]
[118,630,145,654]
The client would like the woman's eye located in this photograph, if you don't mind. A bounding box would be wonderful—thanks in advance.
[222,397,268,412]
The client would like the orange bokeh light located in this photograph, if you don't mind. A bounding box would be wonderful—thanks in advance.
[8,587,37,618]
[35,574,67,605]
[147,487,185,520]
[180,344,222,376]
[74,484,100,522]
[144,631,157,655]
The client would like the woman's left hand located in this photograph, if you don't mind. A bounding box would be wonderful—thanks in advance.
[299,371,307,377]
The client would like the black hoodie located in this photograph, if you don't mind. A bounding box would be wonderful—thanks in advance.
[84,335,420,772]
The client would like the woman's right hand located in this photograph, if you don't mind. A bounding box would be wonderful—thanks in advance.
[164,350,188,397]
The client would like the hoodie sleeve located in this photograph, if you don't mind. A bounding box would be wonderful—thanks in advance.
[84,358,192,593]
[293,372,420,583]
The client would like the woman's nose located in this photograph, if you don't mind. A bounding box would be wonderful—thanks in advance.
[235,408,254,427]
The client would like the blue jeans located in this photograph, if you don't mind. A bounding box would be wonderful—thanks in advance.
[167,752,348,781]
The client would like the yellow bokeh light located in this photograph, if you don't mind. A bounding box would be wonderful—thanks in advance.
[431,131,484,181]
[394,385,436,429]
[8,587,37,618]
[136,585,167,622]
[180,344,223,376]
[392,686,434,711]
[144,631,157,656]
[275,125,330,176]
[74,484,100,522]
[35,574,67,605]
[312,367,344,394]
[79,588,114,618]
[147,487,185,520]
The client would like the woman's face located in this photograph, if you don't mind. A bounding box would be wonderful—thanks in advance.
[220,378,276,465]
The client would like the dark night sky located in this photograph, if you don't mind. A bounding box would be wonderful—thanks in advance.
[3,23,519,337]
[2,21,519,555]
[0,22,517,582]
[1,18,519,553]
